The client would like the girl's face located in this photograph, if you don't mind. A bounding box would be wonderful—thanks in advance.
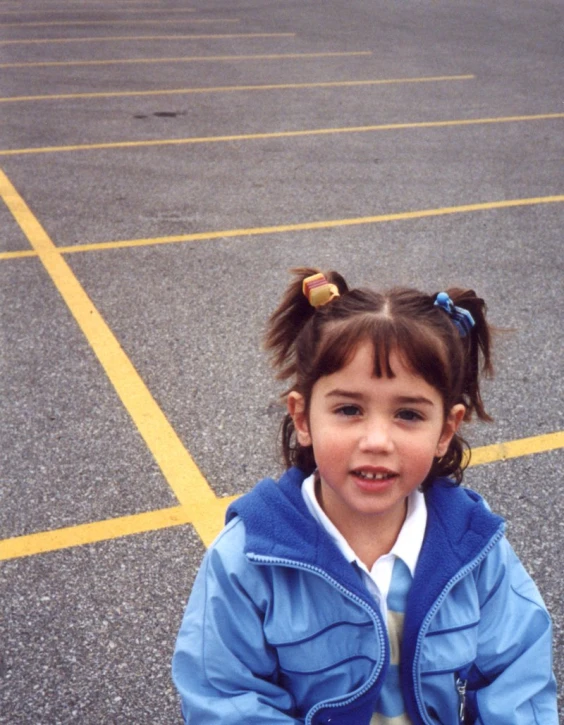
[288,341,464,539]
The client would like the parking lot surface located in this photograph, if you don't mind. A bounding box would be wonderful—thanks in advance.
[1,0,563,721]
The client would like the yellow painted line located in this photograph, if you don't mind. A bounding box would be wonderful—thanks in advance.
[2,111,562,157]
[1,195,563,263]
[56,195,564,255]
[0,32,295,45]
[0,7,197,13]
[0,507,191,561]
[0,432,562,561]
[468,431,564,467]
[0,168,217,538]
[0,17,239,27]
[0,496,239,561]
[0,50,372,69]
[0,249,37,260]
[0,74,475,103]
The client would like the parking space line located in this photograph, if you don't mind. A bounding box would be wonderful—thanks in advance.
[1,196,562,263]
[0,17,239,27]
[0,32,295,46]
[0,7,197,13]
[0,50,372,69]
[0,250,37,260]
[0,507,192,561]
[0,74,475,103]
[1,0,162,4]
[469,431,564,467]
[0,433,561,561]
[50,196,564,255]
[0,496,239,561]
[0,167,218,536]
[3,111,562,156]
[45,195,564,250]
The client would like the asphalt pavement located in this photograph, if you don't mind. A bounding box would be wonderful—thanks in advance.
[1,0,563,722]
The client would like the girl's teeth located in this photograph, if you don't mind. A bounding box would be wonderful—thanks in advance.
[358,471,392,480]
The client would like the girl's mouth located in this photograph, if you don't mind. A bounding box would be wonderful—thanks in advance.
[352,469,397,493]
[353,469,397,481]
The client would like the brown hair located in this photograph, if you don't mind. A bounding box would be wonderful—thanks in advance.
[265,267,493,489]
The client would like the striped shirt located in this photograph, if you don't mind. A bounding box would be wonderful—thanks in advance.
[302,475,427,724]
[369,557,413,724]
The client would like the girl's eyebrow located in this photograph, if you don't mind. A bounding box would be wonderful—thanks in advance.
[325,390,436,406]
[395,395,436,406]
[325,389,363,400]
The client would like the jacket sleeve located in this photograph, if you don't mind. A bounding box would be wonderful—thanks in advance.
[172,520,300,724]
[468,536,558,724]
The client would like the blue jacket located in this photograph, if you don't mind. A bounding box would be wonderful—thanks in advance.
[172,467,557,724]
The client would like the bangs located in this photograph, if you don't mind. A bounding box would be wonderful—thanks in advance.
[311,313,453,404]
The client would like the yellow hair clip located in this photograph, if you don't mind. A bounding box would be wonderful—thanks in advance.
[302,273,340,308]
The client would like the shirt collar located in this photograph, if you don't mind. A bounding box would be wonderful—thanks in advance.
[302,472,427,576]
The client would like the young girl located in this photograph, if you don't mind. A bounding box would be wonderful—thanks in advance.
[172,268,557,724]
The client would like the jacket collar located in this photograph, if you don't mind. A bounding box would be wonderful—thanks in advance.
[226,467,374,602]
[226,468,504,610]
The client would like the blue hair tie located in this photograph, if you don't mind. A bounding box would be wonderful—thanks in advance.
[434,292,475,337]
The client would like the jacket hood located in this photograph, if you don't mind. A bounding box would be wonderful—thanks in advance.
[226,467,504,609]
[226,467,373,601]
[226,467,318,558]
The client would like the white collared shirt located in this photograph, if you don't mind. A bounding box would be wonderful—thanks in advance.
[302,473,427,624]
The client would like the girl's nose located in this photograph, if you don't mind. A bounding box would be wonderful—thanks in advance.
[358,420,394,453]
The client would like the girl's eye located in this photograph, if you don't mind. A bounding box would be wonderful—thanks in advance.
[397,409,424,422]
[337,405,361,417]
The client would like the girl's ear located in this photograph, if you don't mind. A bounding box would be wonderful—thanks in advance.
[436,403,466,457]
[287,391,312,446]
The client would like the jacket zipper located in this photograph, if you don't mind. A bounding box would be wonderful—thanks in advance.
[455,677,467,722]
[247,554,388,724]
[411,524,505,724]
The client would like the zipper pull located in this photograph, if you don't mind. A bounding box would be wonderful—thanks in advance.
[456,677,467,722]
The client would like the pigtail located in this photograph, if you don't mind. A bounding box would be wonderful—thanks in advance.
[446,288,493,423]
[265,267,349,382]
[265,267,348,474]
